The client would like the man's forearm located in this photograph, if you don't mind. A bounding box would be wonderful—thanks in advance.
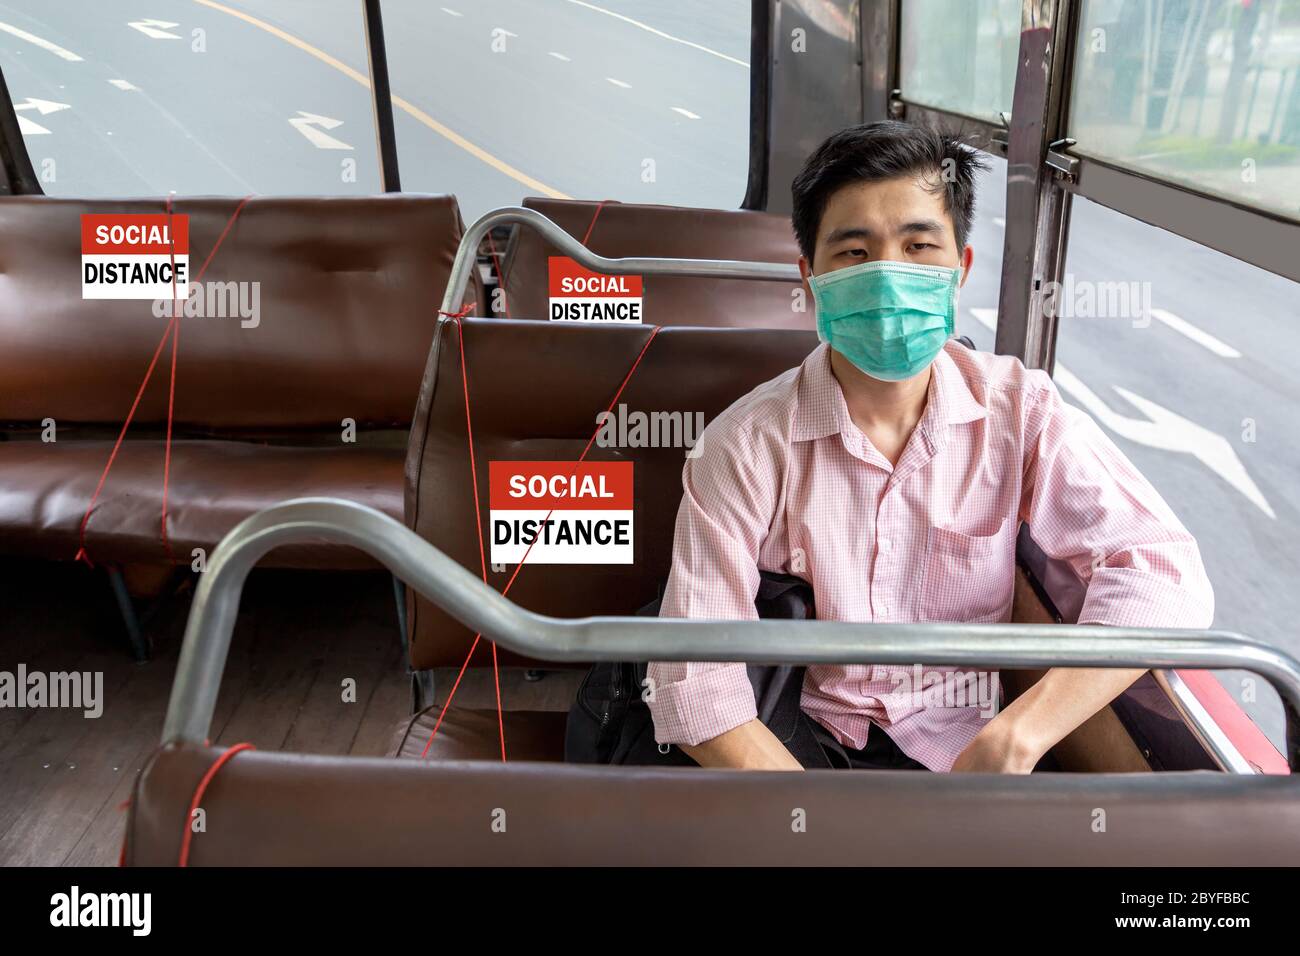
[957,666,1146,772]
[680,718,805,770]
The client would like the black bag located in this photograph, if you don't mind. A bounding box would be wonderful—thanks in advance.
[563,571,815,765]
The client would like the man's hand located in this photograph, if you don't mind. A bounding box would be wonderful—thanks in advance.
[679,718,805,770]
[950,718,1041,773]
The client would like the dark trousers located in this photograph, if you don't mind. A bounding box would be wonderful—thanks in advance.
[760,666,928,771]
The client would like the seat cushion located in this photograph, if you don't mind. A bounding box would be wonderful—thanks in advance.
[0,439,403,568]
[393,707,568,762]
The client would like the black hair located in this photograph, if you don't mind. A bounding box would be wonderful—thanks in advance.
[790,121,989,266]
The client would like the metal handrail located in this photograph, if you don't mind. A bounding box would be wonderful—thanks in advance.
[163,498,1300,771]
[441,206,802,315]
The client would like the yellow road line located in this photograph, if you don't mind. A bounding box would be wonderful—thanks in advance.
[192,0,569,198]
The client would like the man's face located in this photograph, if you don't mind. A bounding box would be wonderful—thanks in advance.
[798,174,973,287]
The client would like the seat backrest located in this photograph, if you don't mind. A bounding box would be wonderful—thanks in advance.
[125,743,1300,865]
[499,198,810,329]
[403,317,819,669]
[0,194,472,433]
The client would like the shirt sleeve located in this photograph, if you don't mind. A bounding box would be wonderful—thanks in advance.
[646,420,777,746]
[1018,374,1214,629]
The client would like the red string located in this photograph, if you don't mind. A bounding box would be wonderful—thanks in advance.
[74,196,252,567]
[421,321,662,759]
[178,742,255,867]
[438,301,477,319]
[580,200,609,247]
[160,195,181,564]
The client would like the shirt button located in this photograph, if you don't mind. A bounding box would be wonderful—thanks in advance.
[879,537,892,553]
[877,601,890,616]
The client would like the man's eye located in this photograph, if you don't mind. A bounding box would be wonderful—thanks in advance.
[910,242,937,252]
[845,248,867,258]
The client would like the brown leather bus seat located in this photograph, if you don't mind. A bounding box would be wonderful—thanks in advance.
[124,742,1300,865]
[404,317,820,668]
[401,317,817,758]
[498,198,810,329]
[0,194,473,568]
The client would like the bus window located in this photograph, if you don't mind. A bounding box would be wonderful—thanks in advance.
[0,0,382,196]
[1070,0,1300,218]
[1054,193,1300,752]
[898,0,1020,122]
[381,0,752,220]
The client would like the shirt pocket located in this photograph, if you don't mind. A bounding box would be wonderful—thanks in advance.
[918,518,1016,623]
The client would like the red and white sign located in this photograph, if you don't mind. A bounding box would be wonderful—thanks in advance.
[547,256,643,323]
[81,213,190,300]
[489,460,634,565]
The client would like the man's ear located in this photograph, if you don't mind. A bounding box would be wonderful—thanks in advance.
[798,255,813,295]
[958,245,974,287]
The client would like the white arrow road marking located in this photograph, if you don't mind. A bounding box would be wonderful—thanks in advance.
[1147,308,1241,359]
[127,19,182,40]
[108,79,139,91]
[14,97,71,115]
[16,115,50,135]
[967,308,1273,519]
[13,97,70,134]
[288,111,354,150]
[0,21,83,61]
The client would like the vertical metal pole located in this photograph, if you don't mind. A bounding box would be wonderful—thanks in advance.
[0,64,41,194]
[362,0,402,192]
[860,0,900,124]
[994,0,1077,371]
[741,0,773,210]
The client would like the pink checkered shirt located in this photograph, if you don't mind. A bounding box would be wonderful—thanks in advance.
[648,341,1214,771]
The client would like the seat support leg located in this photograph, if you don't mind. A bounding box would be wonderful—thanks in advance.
[410,669,436,716]
[392,574,409,658]
[106,566,150,662]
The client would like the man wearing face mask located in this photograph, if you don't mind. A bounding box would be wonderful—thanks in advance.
[646,121,1214,773]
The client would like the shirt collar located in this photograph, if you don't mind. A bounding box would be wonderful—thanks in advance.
[792,341,987,444]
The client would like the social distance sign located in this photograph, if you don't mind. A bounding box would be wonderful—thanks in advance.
[489,460,633,564]
[547,256,643,323]
[81,213,189,300]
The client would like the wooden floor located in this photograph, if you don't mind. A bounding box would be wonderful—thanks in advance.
[0,558,409,867]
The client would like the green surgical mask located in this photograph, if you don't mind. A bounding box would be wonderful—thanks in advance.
[809,260,960,382]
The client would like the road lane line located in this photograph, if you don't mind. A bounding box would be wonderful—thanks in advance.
[671,106,700,119]
[548,51,571,61]
[0,20,83,61]
[563,0,748,68]
[606,77,630,88]
[191,0,568,198]
[440,7,463,16]
[1148,308,1241,359]
[108,79,139,91]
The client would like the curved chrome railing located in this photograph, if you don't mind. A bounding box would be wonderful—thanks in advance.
[162,498,1300,771]
[441,206,802,316]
